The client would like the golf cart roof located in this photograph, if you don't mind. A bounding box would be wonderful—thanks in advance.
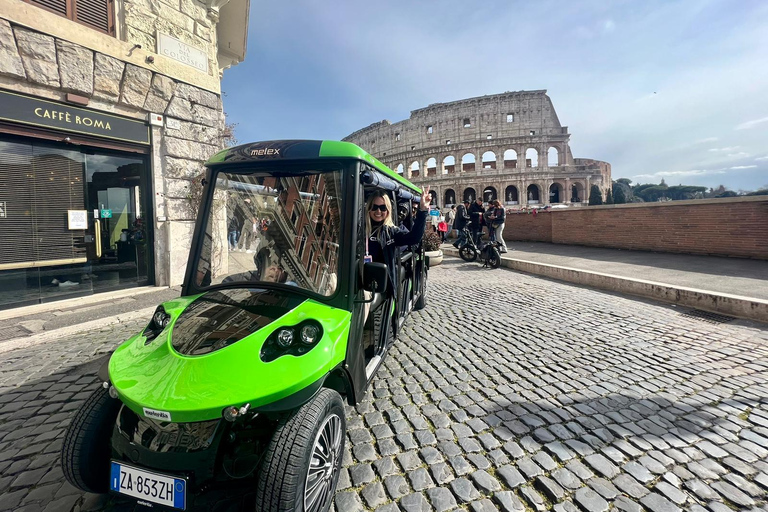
[206,140,421,194]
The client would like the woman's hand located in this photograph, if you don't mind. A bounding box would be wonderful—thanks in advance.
[420,186,431,211]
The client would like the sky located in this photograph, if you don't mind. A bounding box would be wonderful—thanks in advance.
[221,0,768,192]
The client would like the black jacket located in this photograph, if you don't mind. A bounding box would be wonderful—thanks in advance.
[454,204,469,230]
[369,209,428,295]
[468,202,484,227]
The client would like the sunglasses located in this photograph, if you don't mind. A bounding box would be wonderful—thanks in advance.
[370,204,388,212]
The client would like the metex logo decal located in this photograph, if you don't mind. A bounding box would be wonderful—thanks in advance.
[250,148,281,157]
[143,408,172,421]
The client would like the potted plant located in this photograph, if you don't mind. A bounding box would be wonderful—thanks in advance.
[422,230,443,265]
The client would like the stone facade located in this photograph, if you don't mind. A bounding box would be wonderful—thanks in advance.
[0,0,249,290]
[344,91,611,208]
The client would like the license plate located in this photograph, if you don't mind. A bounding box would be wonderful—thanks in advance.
[110,461,186,510]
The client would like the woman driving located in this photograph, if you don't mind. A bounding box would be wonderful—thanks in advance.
[365,186,431,295]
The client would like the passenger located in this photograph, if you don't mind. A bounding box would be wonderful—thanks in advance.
[365,187,431,296]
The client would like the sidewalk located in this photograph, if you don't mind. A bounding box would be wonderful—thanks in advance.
[442,240,768,322]
[0,286,181,351]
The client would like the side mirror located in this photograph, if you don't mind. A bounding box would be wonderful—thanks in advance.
[363,262,387,293]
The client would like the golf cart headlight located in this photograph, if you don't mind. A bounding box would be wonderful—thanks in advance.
[300,324,321,345]
[153,308,170,328]
[276,328,294,348]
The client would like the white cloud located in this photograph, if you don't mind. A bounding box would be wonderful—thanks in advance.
[735,116,768,130]
[756,156,768,161]
[708,146,739,152]
[730,165,757,170]
[727,152,750,158]
[633,169,726,179]
[603,20,616,33]
[694,137,718,144]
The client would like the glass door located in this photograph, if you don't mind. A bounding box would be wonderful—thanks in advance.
[84,153,151,292]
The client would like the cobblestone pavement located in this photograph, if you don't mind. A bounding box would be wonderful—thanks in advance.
[1,259,768,512]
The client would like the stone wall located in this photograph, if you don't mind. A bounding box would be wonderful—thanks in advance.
[501,197,768,260]
[0,18,225,286]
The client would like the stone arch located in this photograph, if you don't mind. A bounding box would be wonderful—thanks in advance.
[481,151,496,169]
[461,153,476,172]
[443,155,455,174]
[396,163,404,175]
[410,161,420,177]
[505,185,519,204]
[429,190,438,207]
[483,186,497,202]
[503,149,518,169]
[527,184,540,203]
[525,148,538,168]
[571,182,585,202]
[549,182,563,203]
[426,157,437,177]
[444,188,456,206]
[548,147,559,167]
[463,187,477,203]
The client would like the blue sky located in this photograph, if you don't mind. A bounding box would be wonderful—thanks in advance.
[221,0,768,192]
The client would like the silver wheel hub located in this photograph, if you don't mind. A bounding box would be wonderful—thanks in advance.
[304,413,342,512]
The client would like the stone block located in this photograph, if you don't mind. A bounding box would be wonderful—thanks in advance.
[175,83,219,109]
[163,136,218,161]
[166,96,196,122]
[0,20,25,79]
[93,53,125,100]
[120,64,152,109]
[14,27,59,87]
[144,74,176,113]
[56,40,94,96]
[164,156,205,180]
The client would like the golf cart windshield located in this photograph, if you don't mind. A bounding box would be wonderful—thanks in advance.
[192,168,343,296]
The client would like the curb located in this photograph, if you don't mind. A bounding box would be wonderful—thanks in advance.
[0,306,155,355]
[443,248,768,323]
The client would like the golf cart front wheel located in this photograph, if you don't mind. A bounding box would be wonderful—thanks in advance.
[459,246,477,262]
[255,389,346,512]
[61,386,122,493]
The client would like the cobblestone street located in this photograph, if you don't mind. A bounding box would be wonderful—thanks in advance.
[1,259,768,512]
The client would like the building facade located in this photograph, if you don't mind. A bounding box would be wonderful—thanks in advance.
[344,90,611,209]
[0,0,249,310]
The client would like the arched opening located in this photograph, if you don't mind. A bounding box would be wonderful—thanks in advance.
[429,190,438,208]
[410,161,420,177]
[463,187,476,203]
[549,183,563,203]
[482,151,496,169]
[444,189,456,206]
[443,155,455,174]
[505,185,519,204]
[396,163,404,175]
[461,153,476,172]
[527,184,540,204]
[504,149,518,169]
[426,157,437,177]
[548,147,559,167]
[525,148,538,168]
[483,187,497,202]
[571,183,584,202]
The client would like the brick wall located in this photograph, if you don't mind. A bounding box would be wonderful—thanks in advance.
[502,197,768,259]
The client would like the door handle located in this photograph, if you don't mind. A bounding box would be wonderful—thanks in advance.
[95,219,102,258]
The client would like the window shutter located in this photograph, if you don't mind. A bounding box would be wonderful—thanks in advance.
[29,0,67,16]
[0,142,36,267]
[74,0,113,35]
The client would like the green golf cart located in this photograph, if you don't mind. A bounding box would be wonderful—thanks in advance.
[61,140,430,511]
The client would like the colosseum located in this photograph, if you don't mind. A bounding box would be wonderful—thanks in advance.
[344,90,611,208]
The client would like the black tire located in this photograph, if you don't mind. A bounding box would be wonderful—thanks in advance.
[61,386,121,493]
[488,248,501,269]
[459,246,477,262]
[414,274,427,310]
[255,389,346,512]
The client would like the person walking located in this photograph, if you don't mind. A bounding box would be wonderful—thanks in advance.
[453,200,470,248]
[490,199,508,253]
[445,205,456,242]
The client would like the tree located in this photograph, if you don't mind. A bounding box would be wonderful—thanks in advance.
[716,190,738,198]
[616,178,633,186]
[746,188,768,196]
[614,186,627,204]
[588,185,603,205]
[605,188,614,204]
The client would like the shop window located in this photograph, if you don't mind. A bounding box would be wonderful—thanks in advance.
[25,0,115,35]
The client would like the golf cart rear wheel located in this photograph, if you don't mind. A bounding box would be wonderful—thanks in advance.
[61,386,121,493]
[459,246,477,262]
[255,389,346,512]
